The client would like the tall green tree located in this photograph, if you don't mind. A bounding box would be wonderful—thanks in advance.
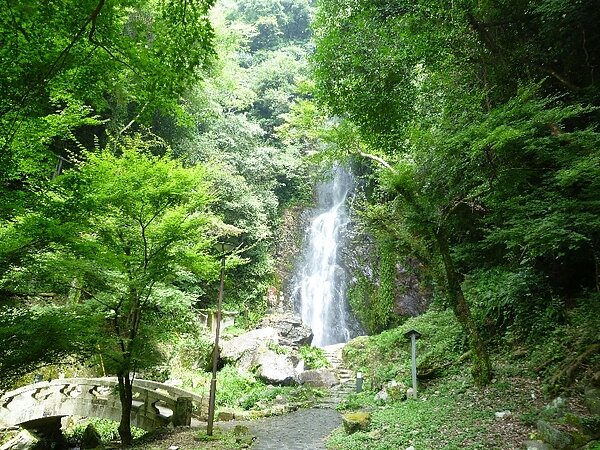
[312,0,600,385]
[60,142,222,444]
[0,138,228,442]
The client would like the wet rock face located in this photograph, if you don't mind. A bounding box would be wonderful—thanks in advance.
[275,206,312,307]
[392,258,432,317]
[343,223,432,326]
[260,312,313,348]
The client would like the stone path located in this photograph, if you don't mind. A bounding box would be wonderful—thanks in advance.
[222,344,356,449]
[243,408,342,450]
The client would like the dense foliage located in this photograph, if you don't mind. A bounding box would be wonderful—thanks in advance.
[2,1,600,446]
[0,0,316,443]
[311,0,600,384]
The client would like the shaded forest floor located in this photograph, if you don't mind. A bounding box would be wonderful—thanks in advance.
[329,360,546,449]
[126,359,593,450]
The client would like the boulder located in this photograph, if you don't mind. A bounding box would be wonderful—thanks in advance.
[583,387,600,415]
[220,327,279,371]
[537,420,574,450]
[374,388,388,402]
[544,397,567,418]
[342,412,371,434]
[0,429,40,450]
[563,412,599,440]
[260,312,313,348]
[298,368,338,388]
[254,350,298,386]
[375,380,407,402]
[495,410,512,419]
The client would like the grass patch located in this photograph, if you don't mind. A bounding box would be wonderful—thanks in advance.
[64,418,146,444]
[327,368,541,450]
[342,309,467,390]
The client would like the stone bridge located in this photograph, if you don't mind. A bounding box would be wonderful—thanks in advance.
[0,378,208,431]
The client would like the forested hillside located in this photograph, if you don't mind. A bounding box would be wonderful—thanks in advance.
[301,0,600,386]
[1,0,600,449]
[0,0,315,443]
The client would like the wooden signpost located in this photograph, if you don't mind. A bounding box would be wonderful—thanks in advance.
[404,329,421,399]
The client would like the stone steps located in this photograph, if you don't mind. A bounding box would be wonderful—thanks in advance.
[317,344,359,409]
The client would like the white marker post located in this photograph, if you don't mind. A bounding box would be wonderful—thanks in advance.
[403,329,422,399]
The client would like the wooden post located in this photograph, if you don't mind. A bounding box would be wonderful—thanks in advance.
[206,252,225,436]
[403,329,421,399]
[207,241,234,436]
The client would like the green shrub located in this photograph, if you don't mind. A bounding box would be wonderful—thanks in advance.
[342,309,466,389]
[299,345,330,369]
[524,295,600,393]
[216,364,262,407]
[463,267,558,339]
[336,391,378,411]
[267,341,290,355]
[64,418,145,443]
[239,386,286,410]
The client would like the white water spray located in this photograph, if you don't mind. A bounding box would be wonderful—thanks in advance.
[292,166,357,347]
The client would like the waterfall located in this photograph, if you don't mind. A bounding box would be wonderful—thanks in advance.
[291,165,359,347]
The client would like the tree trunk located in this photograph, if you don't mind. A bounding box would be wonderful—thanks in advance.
[592,244,600,293]
[117,372,133,446]
[434,229,492,386]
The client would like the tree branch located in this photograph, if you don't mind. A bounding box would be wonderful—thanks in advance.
[118,102,149,136]
[354,143,397,173]
[541,67,582,91]
[466,11,503,55]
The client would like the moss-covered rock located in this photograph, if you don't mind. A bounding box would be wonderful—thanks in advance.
[537,420,574,450]
[583,388,600,415]
[342,411,371,434]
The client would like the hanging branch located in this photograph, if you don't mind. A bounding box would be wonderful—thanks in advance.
[354,143,397,173]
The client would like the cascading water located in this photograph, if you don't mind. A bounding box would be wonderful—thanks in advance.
[291,165,360,347]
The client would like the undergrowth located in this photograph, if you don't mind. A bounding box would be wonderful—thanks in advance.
[299,345,330,369]
[342,309,466,390]
[64,418,146,444]
[328,362,544,449]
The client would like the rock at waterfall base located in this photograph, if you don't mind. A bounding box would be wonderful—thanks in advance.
[255,350,298,386]
[220,328,279,371]
[298,368,338,388]
[259,312,313,348]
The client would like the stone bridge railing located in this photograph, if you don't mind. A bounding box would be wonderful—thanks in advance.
[0,378,209,431]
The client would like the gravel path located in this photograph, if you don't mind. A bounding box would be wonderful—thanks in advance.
[241,408,342,450]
